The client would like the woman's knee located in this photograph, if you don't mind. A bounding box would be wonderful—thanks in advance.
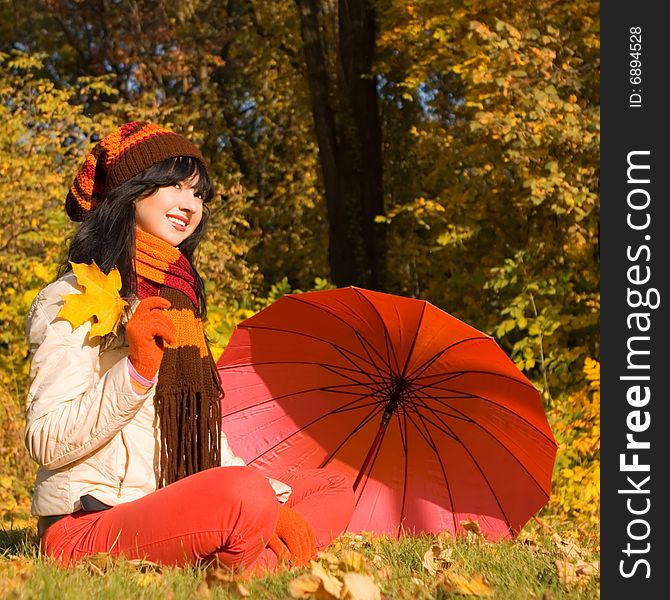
[203,467,279,562]
[328,472,356,510]
[317,469,356,505]
[325,471,355,493]
[205,467,279,527]
[207,466,276,504]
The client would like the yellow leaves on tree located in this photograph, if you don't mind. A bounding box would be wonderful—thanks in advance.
[547,358,600,525]
[58,261,128,338]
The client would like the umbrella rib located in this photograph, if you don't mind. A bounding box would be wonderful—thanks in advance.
[403,395,515,533]
[396,408,410,540]
[318,388,385,398]
[414,405,478,422]
[410,372,469,389]
[220,359,386,385]
[383,328,396,378]
[405,336,492,381]
[223,382,380,418]
[351,287,402,375]
[343,334,392,381]
[238,323,385,375]
[318,363,387,389]
[411,384,556,446]
[219,358,380,378]
[328,400,389,414]
[399,403,459,534]
[282,295,395,375]
[400,301,428,378]
[351,414,395,507]
[412,368,539,394]
[438,398,554,500]
[249,395,384,464]
[319,403,387,468]
[401,398,460,442]
[318,365,402,404]
[409,389,554,500]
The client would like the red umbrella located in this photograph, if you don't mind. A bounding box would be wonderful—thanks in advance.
[216,287,557,540]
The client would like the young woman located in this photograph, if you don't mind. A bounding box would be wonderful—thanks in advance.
[24,121,355,571]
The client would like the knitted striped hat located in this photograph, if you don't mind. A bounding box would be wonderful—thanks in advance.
[65,121,205,222]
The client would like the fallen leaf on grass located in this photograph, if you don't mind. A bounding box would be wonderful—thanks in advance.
[136,571,162,587]
[551,533,583,561]
[289,558,382,600]
[460,520,484,542]
[127,558,162,573]
[422,543,453,575]
[341,573,381,600]
[330,531,378,552]
[0,556,34,597]
[519,538,540,549]
[81,552,116,576]
[516,527,540,547]
[289,574,323,598]
[58,261,128,338]
[1,556,34,576]
[460,520,482,535]
[359,531,378,543]
[576,561,599,576]
[533,516,554,532]
[555,559,599,589]
[371,555,385,569]
[339,550,368,573]
[197,567,249,598]
[438,572,492,597]
[317,551,340,567]
[437,530,454,545]
[0,578,20,598]
[311,560,344,597]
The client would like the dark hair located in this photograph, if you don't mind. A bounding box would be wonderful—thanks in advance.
[58,156,214,318]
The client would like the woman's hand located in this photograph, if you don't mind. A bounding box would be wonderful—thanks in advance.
[126,297,176,379]
[267,505,317,567]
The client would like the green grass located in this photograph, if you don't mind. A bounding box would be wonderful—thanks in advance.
[0,522,599,599]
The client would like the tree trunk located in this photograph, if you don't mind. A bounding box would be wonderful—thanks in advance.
[295,0,386,290]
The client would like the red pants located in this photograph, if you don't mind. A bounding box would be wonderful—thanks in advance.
[40,466,355,572]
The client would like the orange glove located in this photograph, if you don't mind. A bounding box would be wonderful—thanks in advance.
[126,297,176,380]
[267,505,317,567]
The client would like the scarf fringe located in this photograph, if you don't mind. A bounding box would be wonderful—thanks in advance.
[156,383,222,486]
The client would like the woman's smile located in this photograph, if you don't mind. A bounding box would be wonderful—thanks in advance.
[166,213,190,232]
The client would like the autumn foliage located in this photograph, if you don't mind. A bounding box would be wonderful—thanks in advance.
[1,0,598,537]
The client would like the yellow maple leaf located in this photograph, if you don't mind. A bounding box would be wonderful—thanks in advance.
[58,261,127,338]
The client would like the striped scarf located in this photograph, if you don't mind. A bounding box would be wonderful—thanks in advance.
[134,228,221,487]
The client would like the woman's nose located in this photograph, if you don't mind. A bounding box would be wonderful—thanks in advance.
[180,190,200,212]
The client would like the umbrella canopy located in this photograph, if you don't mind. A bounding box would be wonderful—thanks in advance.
[216,287,557,540]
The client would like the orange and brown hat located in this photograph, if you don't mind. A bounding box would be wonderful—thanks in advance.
[65,121,205,222]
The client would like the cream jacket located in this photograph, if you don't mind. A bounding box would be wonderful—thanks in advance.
[24,273,290,516]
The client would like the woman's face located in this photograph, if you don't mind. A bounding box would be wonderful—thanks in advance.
[135,176,204,246]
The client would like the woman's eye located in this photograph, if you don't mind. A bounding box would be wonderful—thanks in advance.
[173,183,182,190]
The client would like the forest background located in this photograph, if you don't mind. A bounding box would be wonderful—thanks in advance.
[0,0,599,544]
